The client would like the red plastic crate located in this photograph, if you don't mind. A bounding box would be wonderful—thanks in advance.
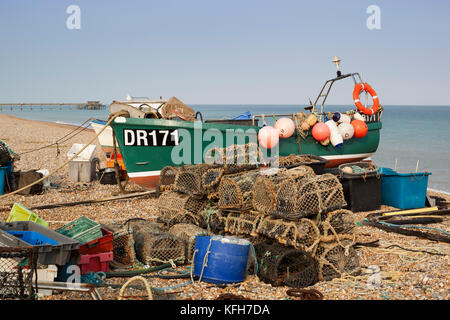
[78,227,114,255]
[79,251,113,275]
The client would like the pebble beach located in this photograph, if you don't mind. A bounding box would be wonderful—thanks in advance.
[0,114,448,301]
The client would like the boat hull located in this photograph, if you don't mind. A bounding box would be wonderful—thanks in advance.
[110,117,381,190]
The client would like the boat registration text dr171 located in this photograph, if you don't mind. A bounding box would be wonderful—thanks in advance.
[123,129,179,146]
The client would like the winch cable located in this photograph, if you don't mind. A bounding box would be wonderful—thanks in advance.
[0,111,129,201]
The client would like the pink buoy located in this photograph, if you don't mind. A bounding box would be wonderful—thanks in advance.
[274,118,295,138]
[258,126,279,149]
[311,122,331,141]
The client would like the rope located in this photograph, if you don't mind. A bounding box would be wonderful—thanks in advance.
[0,111,129,200]
[118,276,153,300]
[377,221,450,236]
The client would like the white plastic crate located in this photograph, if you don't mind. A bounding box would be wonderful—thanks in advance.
[33,265,58,297]
[67,144,97,162]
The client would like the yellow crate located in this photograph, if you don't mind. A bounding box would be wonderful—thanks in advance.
[6,203,48,228]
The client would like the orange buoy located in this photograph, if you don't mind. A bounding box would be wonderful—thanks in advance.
[274,118,295,138]
[351,119,368,138]
[353,82,380,115]
[258,126,279,149]
[311,122,330,141]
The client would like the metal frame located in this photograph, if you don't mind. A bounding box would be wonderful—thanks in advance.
[36,281,103,300]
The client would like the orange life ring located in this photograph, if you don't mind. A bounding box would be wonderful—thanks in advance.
[353,83,380,115]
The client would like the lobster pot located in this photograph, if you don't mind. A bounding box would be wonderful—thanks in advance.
[224,211,263,237]
[205,143,263,171]
[112,229,140,267]
[218,170,260,210]
[156,191,206,227]
[201,167,225,199]
[134,231,185,266]
[198,205,225,233]
[157,166,180,195]
[174,163,217,197]
[319,209,356,238]
[168,223,210,263]
[254,242,319,288]
[314,237,360,282]
[256,217,320,253]
[292,174,347,220]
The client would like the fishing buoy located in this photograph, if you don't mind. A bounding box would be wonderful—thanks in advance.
[353,112,365,122]
[338,113,351,124]
[311,122,330,141]
[342,166,353,174]
[258,126,279,149]
[274,118,295,138]
[351,119,368,138]
[320,138,330,146]
[338,122,354,140]
[332,112,341,122]
[325,120,343,148]
[300,122,310,131]
[305,114,318,127]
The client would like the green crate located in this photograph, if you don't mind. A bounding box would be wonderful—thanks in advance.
[55,216,102,245]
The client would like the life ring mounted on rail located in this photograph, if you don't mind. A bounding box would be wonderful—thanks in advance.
[353,82,380,115]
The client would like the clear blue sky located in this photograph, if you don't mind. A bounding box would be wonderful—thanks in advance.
[0,0,449,105]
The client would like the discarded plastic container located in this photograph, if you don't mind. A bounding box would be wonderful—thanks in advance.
[56,216,103,245]
[7,203,49,228]
[78,228,114,255]
[379,167,431,209]
[67,144,97,162]
[0,221,80,266]
[338,162,381,212]
[78,251,113,274]
[32,265,58,297]
[67,144,98,183]
[193,235,250,284]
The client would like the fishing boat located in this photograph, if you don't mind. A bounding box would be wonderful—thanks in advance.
[96,58,383,190]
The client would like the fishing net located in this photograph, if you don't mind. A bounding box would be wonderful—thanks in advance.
[134,229,186,266]
[198,204,226,233]
[0,247,36,300]
[318,209,357,239]
[256,216,320,253]
[157,166,180,195]
[224,211,263,237]
[313,237,360,281]
[255,242,319,288]
[156,191,206,227]
[112,229,140,267]
[168,223,210,263]
[274,173,346,220]
[218,170,260,210]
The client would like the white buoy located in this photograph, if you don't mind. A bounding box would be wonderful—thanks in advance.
[338,113,351,124]
[353,112,366,122]
[325,120,343,147]
[338,122,355,140]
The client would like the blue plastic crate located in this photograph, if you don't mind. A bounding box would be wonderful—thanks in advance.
[6,231,58,246]
[379,167,431,209]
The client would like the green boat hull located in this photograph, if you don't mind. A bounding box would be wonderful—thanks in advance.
[111,118,381,189]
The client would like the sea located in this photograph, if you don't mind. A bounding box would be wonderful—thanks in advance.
[2,105,450,193]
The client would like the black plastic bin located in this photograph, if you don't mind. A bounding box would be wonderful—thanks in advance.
[0,221,80,266]
[282,154,329,175]
[338,162,381,212]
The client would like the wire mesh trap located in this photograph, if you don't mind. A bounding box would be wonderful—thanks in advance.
[168,223,210,264]
[278,154,322,168]
[255,216,320,253]
[218,170,260,210]
[313,237,360,282]
[157,166,179,195]
[112,229,140,267]
[278,173,347,220]
[134,229,186,266]
[318,209,357,239]
[204,142,263,169]
[0,247,36,300]
[156,191,206,227]
[198,204,226,233]
[224,211,263,237]
[254,242,319,288]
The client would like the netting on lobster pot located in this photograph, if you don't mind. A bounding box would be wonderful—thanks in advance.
[292,173,347,219]
[134,229,186,266]
[157,166,180,195]
[218,170,260,210]
[174,163,217,196]
[224,211,263,237]
[201,167,225,198]
[256,216,320,253]
[156,191,206,227]
[112,229,140,267]
[205,143,263,169]
[314,237,360,282]
[278,154,321,168]
[198,204,226,233]
[318,209,357,238]
[168,223,210,263]
[255,242,319,288]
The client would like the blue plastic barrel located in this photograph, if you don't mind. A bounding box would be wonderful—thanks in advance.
[193,235,250,284]
[379,167,431,209]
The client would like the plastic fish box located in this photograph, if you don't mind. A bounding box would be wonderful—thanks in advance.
[6,203,49,228]
[78,251,113,275]
[379,167,431,209]
[78,228,114,255]
[338,162,381,212]
[0,221,80,266]
[56,216,103,245]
